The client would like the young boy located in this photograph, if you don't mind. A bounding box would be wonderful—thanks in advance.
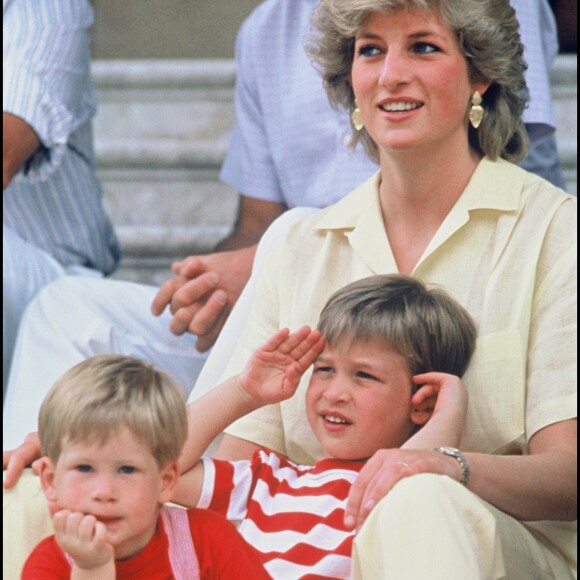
[21,355,269,579]
[174,273,477,579]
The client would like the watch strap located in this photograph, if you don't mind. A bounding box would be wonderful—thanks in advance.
[433,446,470,486]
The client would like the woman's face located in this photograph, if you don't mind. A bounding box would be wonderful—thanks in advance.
[351,9,485,157]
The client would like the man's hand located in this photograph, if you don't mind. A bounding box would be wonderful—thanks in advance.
[151,246,256,351]
[3,112,41,190]
[3,431,42,488]
[150,196,287,352]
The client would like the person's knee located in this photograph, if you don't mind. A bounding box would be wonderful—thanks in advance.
[363,473,476,530]
[387,472,465,506]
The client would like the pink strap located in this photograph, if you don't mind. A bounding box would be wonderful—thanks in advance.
[62,506,200,579]
[161,505,201,580]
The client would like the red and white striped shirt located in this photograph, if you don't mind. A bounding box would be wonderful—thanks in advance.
[199,449,365,579]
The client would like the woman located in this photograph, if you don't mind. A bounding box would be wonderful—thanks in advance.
[209,0,576,577]
[3,0,576,578]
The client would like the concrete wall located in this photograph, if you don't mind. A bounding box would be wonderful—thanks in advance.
[92,0,262,60]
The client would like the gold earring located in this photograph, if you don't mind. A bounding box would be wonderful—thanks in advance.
[352,100,364,131]
[469,91,484,129]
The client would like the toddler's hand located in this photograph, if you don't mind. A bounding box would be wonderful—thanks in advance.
[53,510,114,571]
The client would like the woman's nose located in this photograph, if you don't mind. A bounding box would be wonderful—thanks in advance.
[379,49,411,88]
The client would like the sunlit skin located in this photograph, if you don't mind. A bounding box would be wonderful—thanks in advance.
[306,340,418,460]
[352,9,489,160]
[38,428,177,563]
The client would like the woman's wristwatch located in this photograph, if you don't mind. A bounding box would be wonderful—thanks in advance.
[433,446,471,486]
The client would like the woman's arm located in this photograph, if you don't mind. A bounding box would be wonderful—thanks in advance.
[344,419,577,530]
[465,419,577,522]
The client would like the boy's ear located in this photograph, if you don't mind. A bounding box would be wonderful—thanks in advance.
[409,386,434,427]
[158,461,180,504]
[37,457,61,515]
[410,406,431,426]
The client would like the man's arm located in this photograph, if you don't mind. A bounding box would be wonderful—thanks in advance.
[3,112,41,189]
[151,196,287,351]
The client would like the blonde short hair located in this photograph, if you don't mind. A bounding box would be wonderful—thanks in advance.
[308,0,529,163]
[39,355,187,467]
[317,274,477,377]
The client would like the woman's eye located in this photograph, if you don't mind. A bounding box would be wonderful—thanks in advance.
[413,42,439,55]
[357,44,381,58]
[119,466,136,474]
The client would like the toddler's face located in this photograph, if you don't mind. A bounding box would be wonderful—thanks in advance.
[306,339,415,460]
[43,427,175,560]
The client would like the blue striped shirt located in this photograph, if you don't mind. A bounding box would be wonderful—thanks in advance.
[3,0,120,274]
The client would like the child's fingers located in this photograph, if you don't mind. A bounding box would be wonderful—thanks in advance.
[296,337,325,370]
[78,514,98,542]
[411,384,438,405]
[64,511,84,536]
[288,330,323,362]
[261,328,292,352]
[52,510,72,536]
[93,521,109,546]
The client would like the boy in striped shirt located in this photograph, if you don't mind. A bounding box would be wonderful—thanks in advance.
[175,274,477,578]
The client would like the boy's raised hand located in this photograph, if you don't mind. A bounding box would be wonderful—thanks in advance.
[238,327,324,406]
[410,372,468,426]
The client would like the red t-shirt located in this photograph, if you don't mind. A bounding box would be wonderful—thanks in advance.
[22,508,269,579]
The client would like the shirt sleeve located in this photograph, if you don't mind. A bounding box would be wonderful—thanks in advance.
[198,456,260,522]
[221,241,290,456]
[526,198,577,439]
[218,11,284,203]
[3,0,96,177]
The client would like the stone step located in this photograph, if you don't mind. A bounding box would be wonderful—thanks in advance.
[92,56,577,285]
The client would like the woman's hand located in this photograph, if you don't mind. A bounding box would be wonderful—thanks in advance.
[344,448,462,531]
[237,327,325,406]
[3,431,42,488]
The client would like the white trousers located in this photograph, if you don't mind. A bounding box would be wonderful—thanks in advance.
[3,208,318,452]
[3,226,66,395]
[352,474,574,580]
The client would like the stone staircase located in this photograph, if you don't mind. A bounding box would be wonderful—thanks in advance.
[92,56,577,286]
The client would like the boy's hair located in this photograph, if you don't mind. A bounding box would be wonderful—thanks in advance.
[38,355,187,467]
[317,274,477,377]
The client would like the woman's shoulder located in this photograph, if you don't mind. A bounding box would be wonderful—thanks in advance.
[286,171,382,237]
